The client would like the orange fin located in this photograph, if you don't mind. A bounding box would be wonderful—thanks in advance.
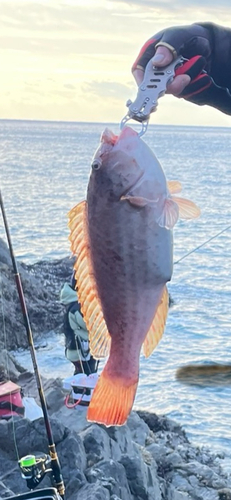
[156,197,179,229]
[87,370,138,426]
[142,286,169,358]
[122,193,179,229]
[172,196,201,219]
[68,201,111,359]
[167,180,182,194]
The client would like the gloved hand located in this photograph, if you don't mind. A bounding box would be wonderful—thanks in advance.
[132,23,231,115]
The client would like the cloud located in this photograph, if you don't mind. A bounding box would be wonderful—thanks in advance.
[0,1,138,58]
[0,0,143,34]
[1,0,231,124]
[110,0,231,8]
[63,83,76,90]
[1,1,86,31]
[83,80,133,100]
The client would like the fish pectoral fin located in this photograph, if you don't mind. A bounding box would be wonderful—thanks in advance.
[87,370,138,426]
[142,286,169,358]
[167,180,182,194]
[68,200,111,359]
[122,193,180,229]
[120,195,148,207]
[173,196,201,219]
[156,197,179,229]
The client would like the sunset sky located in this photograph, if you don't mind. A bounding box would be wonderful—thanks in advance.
[1,0,231,127]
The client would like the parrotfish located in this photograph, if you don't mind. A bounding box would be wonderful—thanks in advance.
[68,126,200,426]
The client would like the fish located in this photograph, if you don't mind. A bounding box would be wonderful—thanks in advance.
[68,126,200,426]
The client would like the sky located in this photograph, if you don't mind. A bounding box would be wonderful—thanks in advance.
[1,0,231,127]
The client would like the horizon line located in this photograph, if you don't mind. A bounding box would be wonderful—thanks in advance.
[0,118,230,130]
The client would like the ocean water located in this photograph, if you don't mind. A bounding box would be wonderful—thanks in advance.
[1,119,231,467]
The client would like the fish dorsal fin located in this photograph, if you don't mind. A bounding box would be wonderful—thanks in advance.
[172,196,201,220]
[167,180,182,194]
[142,286,169,358]
[68,201,111,359]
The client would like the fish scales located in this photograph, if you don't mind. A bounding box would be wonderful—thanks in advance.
[87,195,171,345]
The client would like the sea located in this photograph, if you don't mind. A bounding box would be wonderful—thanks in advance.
[1,119,231,469]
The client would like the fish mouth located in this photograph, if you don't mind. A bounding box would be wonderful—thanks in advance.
[101,128,118,145]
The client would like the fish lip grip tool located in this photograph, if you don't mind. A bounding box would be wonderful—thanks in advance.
[120,56,184,137]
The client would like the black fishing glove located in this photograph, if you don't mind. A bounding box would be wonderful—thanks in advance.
[132,23,231,115]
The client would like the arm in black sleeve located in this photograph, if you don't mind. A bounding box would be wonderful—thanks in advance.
[132,22,231,115]
[132,24,212,73]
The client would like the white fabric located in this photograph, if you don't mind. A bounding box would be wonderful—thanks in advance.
[22,397,43,421]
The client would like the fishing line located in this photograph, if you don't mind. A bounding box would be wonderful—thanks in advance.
[174,224,231,265]
[0,272,9,378]
[173,223,231,387]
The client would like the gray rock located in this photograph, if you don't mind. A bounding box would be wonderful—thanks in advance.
[166,484,192,499]
[80,424,113,467]
[75,481,110,500]
[57,430,87,476]
[120,453,162,500]
[0,416,66,459]
[0,384,230,500]
[104,421,136,457]
[219,489,231,500]
[126,411,151,446]
[0,238,12,267]
[57,432,87,498]
[0,350,25,382]
[0,480,14,498]
[0,239,75,350]
[86,459,132,499]
[64,470,87,499]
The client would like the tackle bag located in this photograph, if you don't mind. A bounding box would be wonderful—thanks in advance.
[63,372,99,408]
[0,380,25,419]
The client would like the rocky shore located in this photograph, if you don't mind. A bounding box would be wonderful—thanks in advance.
[1,236,231,499]
[0,352,231,500]
[0,237,75,352]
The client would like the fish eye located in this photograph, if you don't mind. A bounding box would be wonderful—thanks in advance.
[91,159,101,170]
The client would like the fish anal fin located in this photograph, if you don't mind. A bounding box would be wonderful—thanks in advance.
[87,370,138,426]
[173,196,201,219]
[143,286,169,358]
[68,200,111,359]
[167,180,182,194]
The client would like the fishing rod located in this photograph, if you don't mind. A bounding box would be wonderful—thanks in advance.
[0,189,65,499]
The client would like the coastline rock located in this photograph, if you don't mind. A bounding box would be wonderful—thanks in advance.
[0,237,74,350]
[0,356,230,500]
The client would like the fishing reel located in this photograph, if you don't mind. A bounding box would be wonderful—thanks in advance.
[19,453,52,490]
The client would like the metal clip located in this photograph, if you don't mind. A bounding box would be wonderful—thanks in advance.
[120,56,184,136]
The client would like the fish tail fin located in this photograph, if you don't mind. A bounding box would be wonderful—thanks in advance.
[87,369,138,426]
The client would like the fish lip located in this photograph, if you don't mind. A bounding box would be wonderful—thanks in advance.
[120,170,144,199]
